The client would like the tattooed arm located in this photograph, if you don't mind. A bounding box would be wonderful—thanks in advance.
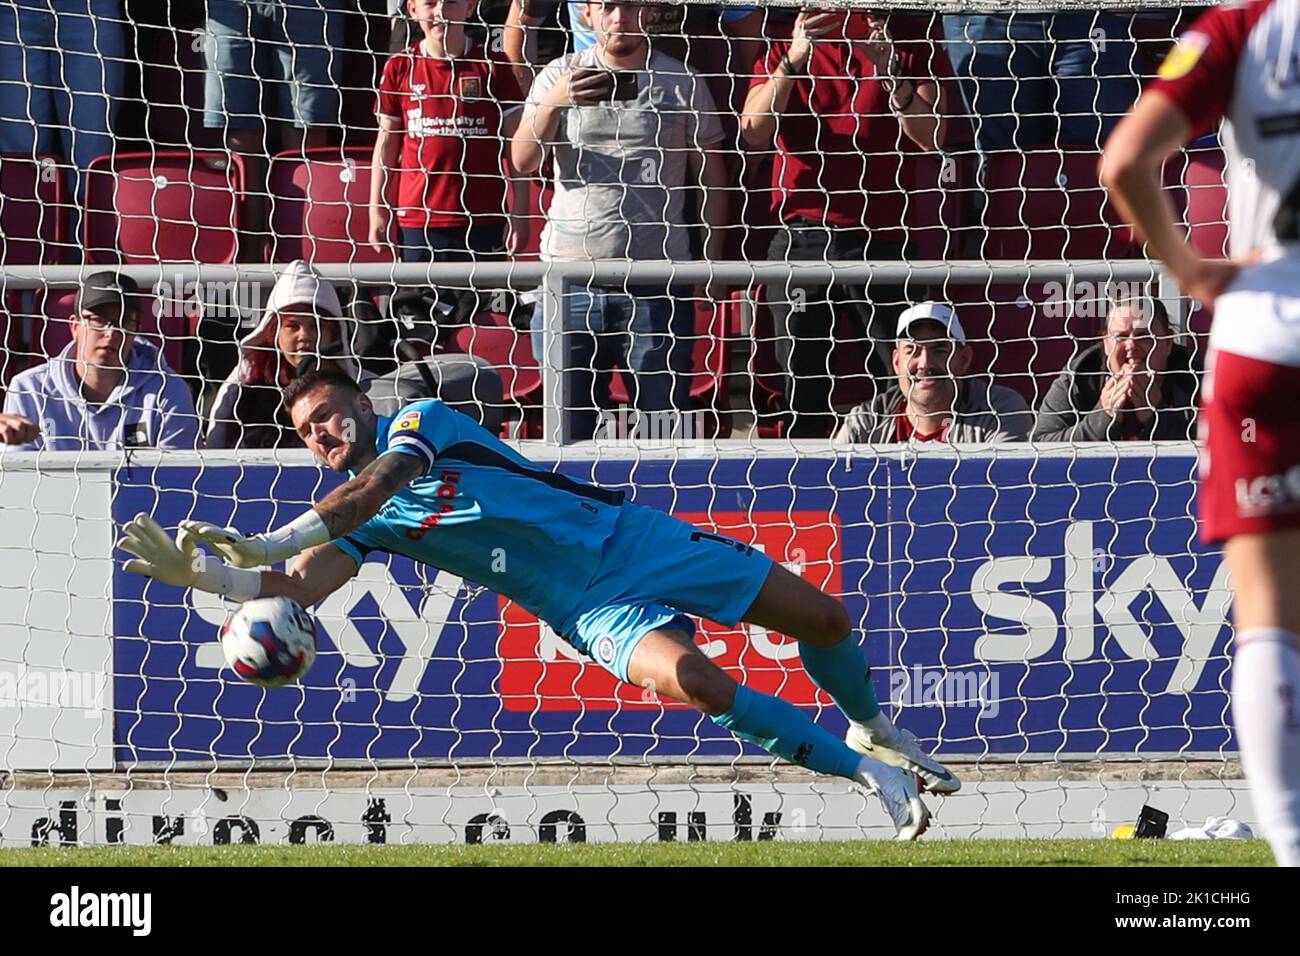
[312,451,426,538]
[179,452,427,569]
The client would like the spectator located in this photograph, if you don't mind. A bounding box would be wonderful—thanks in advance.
[204,0,349,253]
[1033,294,1198,443]
[511,0,729,440]
[497,0,564,86]
[0,0,128,246]
[370,0,526,262]
[942,12,1140,152]
[0,273,199,450]
[834,302,1032,444]
[207,259,502,447]
[502,0,758,65]
[742,10,953,438]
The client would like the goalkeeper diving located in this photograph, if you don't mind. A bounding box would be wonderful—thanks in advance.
[119,367,959,838]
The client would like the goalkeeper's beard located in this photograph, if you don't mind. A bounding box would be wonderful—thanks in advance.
[336,436,373,473]
[329,417,378,474]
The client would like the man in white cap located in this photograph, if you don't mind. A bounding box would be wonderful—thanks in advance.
[834,301,1032,444]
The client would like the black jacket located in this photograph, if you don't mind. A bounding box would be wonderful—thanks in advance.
[1032,342,1201,442]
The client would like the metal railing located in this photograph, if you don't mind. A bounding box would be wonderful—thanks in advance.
[0,258,1176,443]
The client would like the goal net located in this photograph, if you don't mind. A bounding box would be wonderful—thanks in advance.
[0,0,1241,846]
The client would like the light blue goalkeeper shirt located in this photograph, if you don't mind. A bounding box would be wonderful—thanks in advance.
[331,400,625,627]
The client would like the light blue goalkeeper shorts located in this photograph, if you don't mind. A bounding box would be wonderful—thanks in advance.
[554,503,775,683]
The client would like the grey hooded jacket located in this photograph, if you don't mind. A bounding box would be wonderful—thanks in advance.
[834,380,1034,445]
[4,338,198,451]
[1032,342,1200,442]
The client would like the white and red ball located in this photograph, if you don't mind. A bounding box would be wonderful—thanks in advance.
[220,597,318,687]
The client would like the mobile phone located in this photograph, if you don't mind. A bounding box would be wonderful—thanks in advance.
[611,71,639,102]
[572,67,615,100]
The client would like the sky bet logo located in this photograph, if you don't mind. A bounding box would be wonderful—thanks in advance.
[971,520,1231,693]
[49,886,151,936]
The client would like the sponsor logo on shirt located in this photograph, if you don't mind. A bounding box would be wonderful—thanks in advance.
[1158,31,1209,81]
[1235,465,1300,517]
[124,422,149,447]
[406,468,463,540]
[594,636,616,665]
[404,109,491,139]
[395,411,422,432]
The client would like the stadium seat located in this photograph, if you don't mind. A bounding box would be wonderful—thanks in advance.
[451,313,542,438]
[0,154,66,378]
[981,149,1139,260]
[1,290,73,382]
[1,289,75,384]
[1177,144,1229,354]
[267,147,395,263]
[0,153,65,265]
[903,152,972,260]
[83,150,244,264]
[948,282,1099,406]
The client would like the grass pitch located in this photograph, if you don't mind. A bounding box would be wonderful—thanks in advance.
[0,839,1273,867]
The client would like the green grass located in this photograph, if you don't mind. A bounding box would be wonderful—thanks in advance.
[0,839,1273,867]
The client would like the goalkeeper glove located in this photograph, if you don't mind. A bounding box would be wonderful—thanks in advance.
[178,510,330,569]
[119,514,262,601]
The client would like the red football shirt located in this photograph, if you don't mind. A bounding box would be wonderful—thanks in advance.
[1146,0,1295,261]
[895,413,949,442]
[377,42,524,229]
[751,14,952,235]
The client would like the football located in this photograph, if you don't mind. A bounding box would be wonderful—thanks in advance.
[220,596,318,687]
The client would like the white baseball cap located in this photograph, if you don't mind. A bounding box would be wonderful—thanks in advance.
[896,301,966,345]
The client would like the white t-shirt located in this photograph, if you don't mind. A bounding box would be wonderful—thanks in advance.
[524,48,724,261]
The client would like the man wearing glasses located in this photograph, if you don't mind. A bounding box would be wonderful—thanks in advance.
[1033,293,1201,443]
[0,273,199,450]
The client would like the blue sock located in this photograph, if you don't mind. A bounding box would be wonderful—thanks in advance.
[799,634,881,722]
[712,685,863,781]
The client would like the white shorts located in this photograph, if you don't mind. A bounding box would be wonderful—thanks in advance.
[1201,252,1300,542]
[1209,253,1300,368]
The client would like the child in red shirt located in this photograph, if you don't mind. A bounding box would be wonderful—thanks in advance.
[370,0,526,262]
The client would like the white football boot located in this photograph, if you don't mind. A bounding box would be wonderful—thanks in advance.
[857,761,930,841]
[847,724,962,795]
